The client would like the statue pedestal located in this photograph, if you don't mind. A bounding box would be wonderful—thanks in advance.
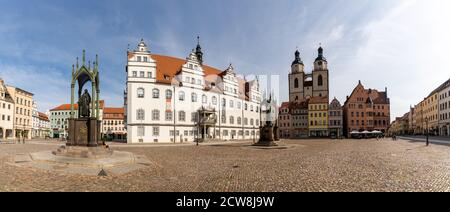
[53,145,113,159]
[253,126,279,147]
[68,118,101,147]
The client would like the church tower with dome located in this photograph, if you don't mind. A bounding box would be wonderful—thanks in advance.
[288,46,329,102]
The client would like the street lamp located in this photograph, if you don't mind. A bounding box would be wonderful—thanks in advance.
[425,117,429,146]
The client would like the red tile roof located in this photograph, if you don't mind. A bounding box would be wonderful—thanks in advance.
[308,96,329,104]
[50,100,105,111]
[104,107,124,114]
[38,112,49,121]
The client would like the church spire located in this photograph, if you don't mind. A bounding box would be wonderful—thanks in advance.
[315,44,327,62]
[292,48,303,66]
[195,36,203,65]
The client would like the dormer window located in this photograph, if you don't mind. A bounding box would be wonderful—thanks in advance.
[143,57,148,62]
[137,56,142,62]
[189,64,193,69]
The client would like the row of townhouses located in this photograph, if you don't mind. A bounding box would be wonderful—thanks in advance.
[48,101,126,141]
[0,78,50,140]
[279,48,391,138]
[390,78,450,136]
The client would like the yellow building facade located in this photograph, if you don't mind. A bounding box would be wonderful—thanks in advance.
[422,92,439,135]
[308,97,329,137]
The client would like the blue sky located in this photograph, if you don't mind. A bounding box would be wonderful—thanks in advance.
[0,0,449,121]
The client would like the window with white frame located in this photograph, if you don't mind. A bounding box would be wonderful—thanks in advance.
[137,88,145,98]
[166,90,172,99]
[221,114,226,124]
[138,126,145,136]
[202,95,207,104]
[152,110,160,121]
[192,93,197,102]
[137,109,145,120]
[152,89,160,98]
[179,91,185,101]
[165,111,173,121]
[153,127,159,136]
[191,112,198,122]
[212,96,217,105]
[179,111,186,122]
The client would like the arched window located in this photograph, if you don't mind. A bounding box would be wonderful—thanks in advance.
[202,95,207,104]
[165,90,172,99]
[222,98,226,107]
[192,93,197,102]
[237,117,242,125]
[230,116,234,125]
[212,96,217,105]
[152,110,160,121]
[137,109,145,120]
[294,78,299,88]
[137,88,145,98]
[152,89,160,98]
[179,91,185,101]
[318,75,323,86]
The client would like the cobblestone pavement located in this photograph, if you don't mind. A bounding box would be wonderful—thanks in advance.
[0,138,449,192]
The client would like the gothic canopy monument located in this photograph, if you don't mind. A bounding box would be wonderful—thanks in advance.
[67,50,102,148]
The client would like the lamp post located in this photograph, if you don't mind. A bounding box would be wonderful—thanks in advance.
[425,117,429,146]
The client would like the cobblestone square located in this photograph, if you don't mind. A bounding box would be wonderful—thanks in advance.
[0,138,449,192]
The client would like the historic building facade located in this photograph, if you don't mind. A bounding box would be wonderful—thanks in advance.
[438,79,450,136]
[0,78,14,140]
[31,101,50,139]
[6,86,33,139]
[289,47,329,102]
[103,107,126,141]
[125,39,261,143]
[279,101,309,138]
[413,102,423,134]
[280,47,336,138]
[49,101,104,139]
[422,92,439,135]
[343,81,390,137]
[329,98,343,138]
[308,96,329,137]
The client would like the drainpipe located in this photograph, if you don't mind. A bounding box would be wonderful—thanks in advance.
[173,85,176,143]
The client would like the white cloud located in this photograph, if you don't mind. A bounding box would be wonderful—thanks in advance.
[340,0,450,120]
[0,63,70,112]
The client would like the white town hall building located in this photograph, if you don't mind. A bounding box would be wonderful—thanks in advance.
[125,39,262,143]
